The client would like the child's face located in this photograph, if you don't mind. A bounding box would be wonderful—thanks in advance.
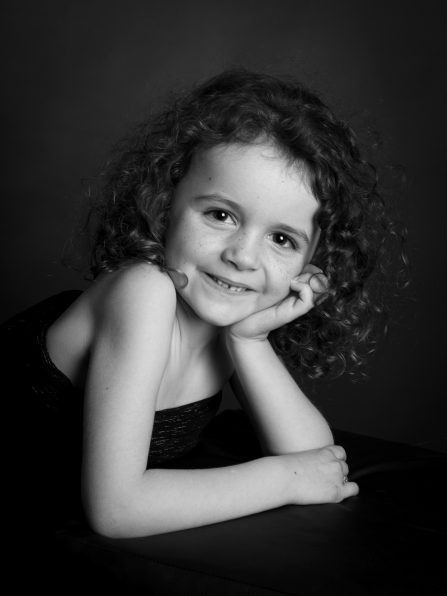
[165,141,319,328]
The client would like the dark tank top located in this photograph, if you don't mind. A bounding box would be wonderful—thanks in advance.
[2,291,222,468]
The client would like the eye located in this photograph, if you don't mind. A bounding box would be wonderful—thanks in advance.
[271,232,297,250]
[205,209,235,224]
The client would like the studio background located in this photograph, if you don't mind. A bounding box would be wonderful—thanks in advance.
[2,1,446,452]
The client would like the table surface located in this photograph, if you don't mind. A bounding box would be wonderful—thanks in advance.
[20,411,447,595]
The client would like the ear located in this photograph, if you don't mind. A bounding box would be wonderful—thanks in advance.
[304,227,320,265]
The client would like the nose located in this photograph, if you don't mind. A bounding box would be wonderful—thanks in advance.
[221,231,260,271]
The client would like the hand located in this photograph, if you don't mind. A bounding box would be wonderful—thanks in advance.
[280,445,359,505]
[227,264,328,342]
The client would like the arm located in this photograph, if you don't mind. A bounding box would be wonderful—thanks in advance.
[228,340,333,455]
[225,267,333,455]
[81,265,289,537]
[82,265,356,539]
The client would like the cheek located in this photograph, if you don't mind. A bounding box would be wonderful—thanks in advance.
[263,257,305,305]
[264,263,293,301]
[270,258,301,287]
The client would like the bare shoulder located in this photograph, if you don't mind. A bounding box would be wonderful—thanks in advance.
[89,263,177,331]
[46,264,176,386]
[94,263,175,299]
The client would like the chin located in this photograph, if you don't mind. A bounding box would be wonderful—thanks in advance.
[194,302,252,328]
[200,311,245,328]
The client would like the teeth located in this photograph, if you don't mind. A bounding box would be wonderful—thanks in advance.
[212,276,247,292]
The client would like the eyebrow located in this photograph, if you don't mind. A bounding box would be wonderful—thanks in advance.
[196,194,311,246]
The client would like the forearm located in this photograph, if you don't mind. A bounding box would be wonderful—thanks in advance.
[228,337,333,454]
[85,456,287,538]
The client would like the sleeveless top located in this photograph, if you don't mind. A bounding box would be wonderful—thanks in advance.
[2,291,222,468]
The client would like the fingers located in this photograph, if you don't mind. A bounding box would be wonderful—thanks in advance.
[328,445,346,460]
[340,461,349,477]
[329,445,350,482]
[341,481,360,499]
[300,266,327,293]
[326,445,359,500]
[291,264,328,306]
[309,272,328,296]
[300,263,322,276]
[328,445,358,499]
[289,279,314,309]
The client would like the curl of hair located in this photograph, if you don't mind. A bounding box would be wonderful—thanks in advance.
[89,68,407,379]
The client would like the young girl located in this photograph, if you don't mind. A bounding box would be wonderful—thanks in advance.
[5,69,400,538]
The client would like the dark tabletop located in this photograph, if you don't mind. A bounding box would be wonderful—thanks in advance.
[15,410,447,595]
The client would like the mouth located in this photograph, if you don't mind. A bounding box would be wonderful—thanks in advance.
[204,273,253,294]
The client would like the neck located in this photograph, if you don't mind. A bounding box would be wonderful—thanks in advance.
[175,295,220,353]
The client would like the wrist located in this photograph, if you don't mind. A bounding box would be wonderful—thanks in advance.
[266,454,293,506]
[224,328,269,352]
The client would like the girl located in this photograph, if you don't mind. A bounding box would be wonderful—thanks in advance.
[5,69,400,538]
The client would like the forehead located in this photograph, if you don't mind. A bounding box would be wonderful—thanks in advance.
[190,141,310,186]
[178,142,318,224]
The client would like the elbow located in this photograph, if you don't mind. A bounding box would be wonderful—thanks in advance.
[82,486,139,539]
[85,505,156,539]
[305,419,334,449]
[318,425,335,447]
[88,511,166,539]
[82,485,164,539]
[309,426,334,449]
[89,515,127,540]
[84,497,131,539]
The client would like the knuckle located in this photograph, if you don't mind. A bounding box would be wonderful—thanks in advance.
[299,285,315,307]
[309,273,327,293]
[330,485,342,502]
[329,445,346,460]
[322,446,335,460]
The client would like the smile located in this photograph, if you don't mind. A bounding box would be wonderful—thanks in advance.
[204,273,252,294]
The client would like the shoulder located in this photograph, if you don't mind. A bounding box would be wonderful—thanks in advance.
[88,263,177,336]
[91,263,176,304]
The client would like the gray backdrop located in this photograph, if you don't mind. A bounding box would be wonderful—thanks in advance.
[2,0,446,452]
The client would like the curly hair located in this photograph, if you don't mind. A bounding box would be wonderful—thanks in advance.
[89,68,406,379]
